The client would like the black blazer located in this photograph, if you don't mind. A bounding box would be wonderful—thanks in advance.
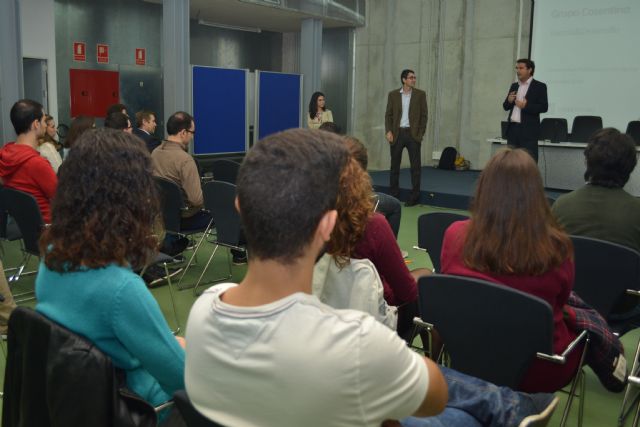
[133,127,161,153]
[502,79,548,139]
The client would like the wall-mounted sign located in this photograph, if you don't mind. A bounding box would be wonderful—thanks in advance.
[73,42,86,61]
[135,48,146,66]
[97,44,109,64]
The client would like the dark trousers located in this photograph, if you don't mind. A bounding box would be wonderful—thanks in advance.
[389,128,421,201]
[506,123,538,163]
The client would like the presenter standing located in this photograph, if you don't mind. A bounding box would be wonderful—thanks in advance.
[502,59,548,162]
[385,69,428,207]
[307,92,333,129]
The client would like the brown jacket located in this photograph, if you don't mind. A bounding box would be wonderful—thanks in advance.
[151,141,203,217]
[385,88,428,144]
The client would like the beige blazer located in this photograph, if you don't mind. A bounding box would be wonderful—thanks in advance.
[307,110,334,129]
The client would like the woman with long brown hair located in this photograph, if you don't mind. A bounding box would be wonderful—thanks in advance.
[440,148,622,393]
[37,114,62,172]
[36,128,184,409]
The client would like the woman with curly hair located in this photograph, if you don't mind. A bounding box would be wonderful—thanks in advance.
[326,137,430,339]
[307,91,334,129]
[35,128,184,408]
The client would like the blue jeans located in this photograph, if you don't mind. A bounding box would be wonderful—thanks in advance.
[401,367,552,427]
[375,192,402,238]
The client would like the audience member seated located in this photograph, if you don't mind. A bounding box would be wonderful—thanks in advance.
[552,128,640,252]
[441,148,625,393]
[63,115,95,157]
[185,129,558,427]
[133,109,161,152]
[325,137,429,340]
[0,99,57,223]
[35,128,185,411]
[106,102,129,118]
[38,114,63,173]
[104,111,133,133]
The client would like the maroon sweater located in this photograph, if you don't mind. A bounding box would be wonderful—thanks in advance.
[441,219,580,393]
[353,213,417,306]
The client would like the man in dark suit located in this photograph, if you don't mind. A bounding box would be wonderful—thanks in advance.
[385,69,428,206]
[132,110,161,152]
[503,59,548,162]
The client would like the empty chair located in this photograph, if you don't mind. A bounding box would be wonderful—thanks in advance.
[569,116,603,142]
[210,159,241,184]
[415,212,469,272]
[626,121,640,146]
[539,118,569,143]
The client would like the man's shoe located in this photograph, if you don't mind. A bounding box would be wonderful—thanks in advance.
[143,264,183,287]
[518,395,559,427]
[405,198,419,207]
[232,253,248,265]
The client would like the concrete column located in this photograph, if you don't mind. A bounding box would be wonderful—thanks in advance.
[0,0,23,143]
[162,0,190,127]
[300,18,322,126]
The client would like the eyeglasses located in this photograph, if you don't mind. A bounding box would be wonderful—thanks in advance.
[185,129,196,135]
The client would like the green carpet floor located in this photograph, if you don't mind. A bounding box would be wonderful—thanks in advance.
[0,203,638,426]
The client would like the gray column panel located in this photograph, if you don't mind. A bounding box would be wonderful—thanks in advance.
[0,0,23,143]
[300,18,322,126]
[162,0,190,129]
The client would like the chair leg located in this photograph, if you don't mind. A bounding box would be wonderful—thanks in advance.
[559,337,589,427]
[193,245,219,297]
[176,226,211,290]
[163,262,180,335]
[620,338,640,426]
[8,253,29,282]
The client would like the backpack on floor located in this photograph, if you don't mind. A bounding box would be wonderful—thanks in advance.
[438,147,457,170]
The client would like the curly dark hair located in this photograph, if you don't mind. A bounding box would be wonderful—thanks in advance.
[40,128,161,272]
[584,128,637,188]
[326,155,375,267]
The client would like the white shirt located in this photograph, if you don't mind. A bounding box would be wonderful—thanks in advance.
[400,88,412,128]
[510,76,532,123]
[185,283,429,427]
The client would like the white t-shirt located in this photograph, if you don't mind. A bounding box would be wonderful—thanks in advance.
[185,283,429,427]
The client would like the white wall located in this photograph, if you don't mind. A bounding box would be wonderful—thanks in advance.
[19,0,58,122]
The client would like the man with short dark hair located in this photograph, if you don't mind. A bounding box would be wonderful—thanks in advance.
[184,128,557,427]
[151,111,211,232]
[106,103,128,118]
[552,128,640,252]
[0,99,57,223]
[502,59,548,162]
[385,69,428,206]
[133,110,160,152]
[104,111,132,133]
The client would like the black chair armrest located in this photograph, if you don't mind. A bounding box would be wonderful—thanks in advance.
[536,330,588,364]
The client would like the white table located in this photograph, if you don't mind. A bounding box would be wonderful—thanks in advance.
[489,139,640,196]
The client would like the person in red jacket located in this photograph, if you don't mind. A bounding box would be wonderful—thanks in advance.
[0,99,57,223]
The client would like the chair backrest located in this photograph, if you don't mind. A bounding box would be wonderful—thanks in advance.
[202,181,241,247]
[417,212,469,272]
[2,188,44,255]
[570,235,640,318]
[312,254,398,330]
[539,118,568,143]
[418,274,554,389]
[210,159,241,184]
[626,121,640,146]
[173,390,223,427]
[3,307,156,427]
[155,176,185,234]
[569,115,603,142]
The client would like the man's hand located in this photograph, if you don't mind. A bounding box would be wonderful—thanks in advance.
[507,91,517,103]
[515,98,527,109]
[386,131,394,143]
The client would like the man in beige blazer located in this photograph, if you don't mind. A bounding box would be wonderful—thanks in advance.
[385,69,428,206]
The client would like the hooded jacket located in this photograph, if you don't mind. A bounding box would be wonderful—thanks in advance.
[0,142,57,223]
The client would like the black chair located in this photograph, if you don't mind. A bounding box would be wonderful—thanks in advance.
[154,177,213,290]
[540,118,569,143]
[173,390,223,427]
[193,181,245,296]
[568,116,603,142]
[414,212,468,272]
[210,159,240,184]
[3,307,165,427]
[412,274,588,427]
[626,121,640,146]
[1,189,45,301]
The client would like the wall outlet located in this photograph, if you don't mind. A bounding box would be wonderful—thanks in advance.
[432,151,442,160]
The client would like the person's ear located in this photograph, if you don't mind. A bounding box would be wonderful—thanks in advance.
[317,210,337,242]
[234,196,241,214]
